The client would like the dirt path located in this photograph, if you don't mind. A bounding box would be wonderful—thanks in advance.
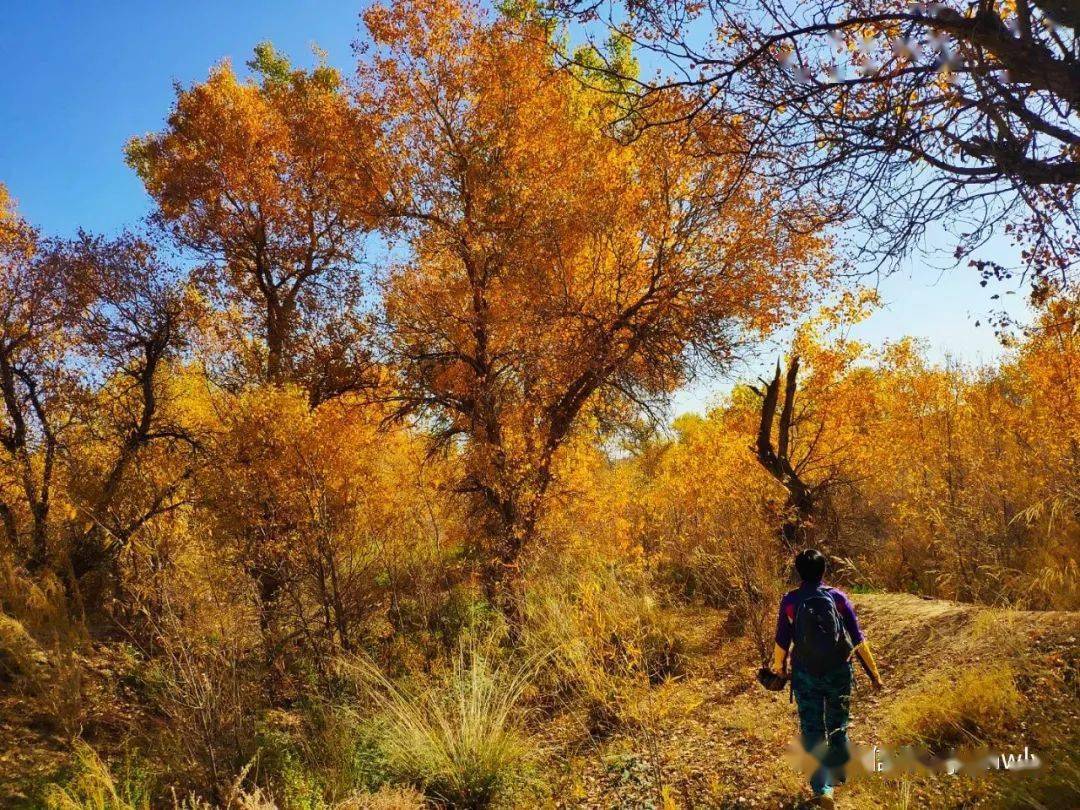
[543,593,1080,809]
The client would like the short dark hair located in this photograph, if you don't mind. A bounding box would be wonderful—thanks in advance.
[795,549,827,583]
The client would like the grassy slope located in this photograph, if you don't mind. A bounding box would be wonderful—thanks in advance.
[540,593,1080,809]
[2,593,1077,808]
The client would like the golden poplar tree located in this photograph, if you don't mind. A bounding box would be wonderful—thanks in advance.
[364,0,831,617]
[127,46,382,402]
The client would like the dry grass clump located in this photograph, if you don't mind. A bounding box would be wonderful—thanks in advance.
[43,745,279,810]
[526,573,688,684]
[43,741,152,810]
[999,743,1080,809]
[333,785,425,810]
[887,665,1022,751]
[349,646,537,808]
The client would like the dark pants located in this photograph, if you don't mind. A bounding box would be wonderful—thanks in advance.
[792,663,852,796]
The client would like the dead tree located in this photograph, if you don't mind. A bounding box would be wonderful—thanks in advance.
[751,356,818,549]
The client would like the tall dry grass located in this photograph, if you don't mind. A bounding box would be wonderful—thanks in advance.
[43,741,152,810]
[348,645,540,808]
[887,665,1022,750]
[521,567,689,738]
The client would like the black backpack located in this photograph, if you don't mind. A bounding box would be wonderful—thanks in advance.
[793,586,854,676]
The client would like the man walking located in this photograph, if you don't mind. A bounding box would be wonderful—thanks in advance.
[769,549,883,808]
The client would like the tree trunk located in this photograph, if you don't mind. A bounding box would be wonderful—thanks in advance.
[753,357,818,550]
[252,563,287,704]
[475,489,532,640]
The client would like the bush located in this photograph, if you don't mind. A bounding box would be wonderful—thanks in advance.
[635,608,688,686]
[251,702,391,808]
[350,646,537,808]
[887,665,1022,751]
[253,711,326,810]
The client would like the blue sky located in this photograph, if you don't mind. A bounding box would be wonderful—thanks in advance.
[1,1,1029,415]
[1,1,365,235]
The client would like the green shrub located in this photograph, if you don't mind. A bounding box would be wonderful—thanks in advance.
[254,712,326,810]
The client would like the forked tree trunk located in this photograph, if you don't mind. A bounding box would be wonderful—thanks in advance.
[752,356,818,549]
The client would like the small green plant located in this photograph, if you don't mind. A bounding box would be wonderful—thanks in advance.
[351,646,538,808]
[255,711,327,810]
[303,704,391,800]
